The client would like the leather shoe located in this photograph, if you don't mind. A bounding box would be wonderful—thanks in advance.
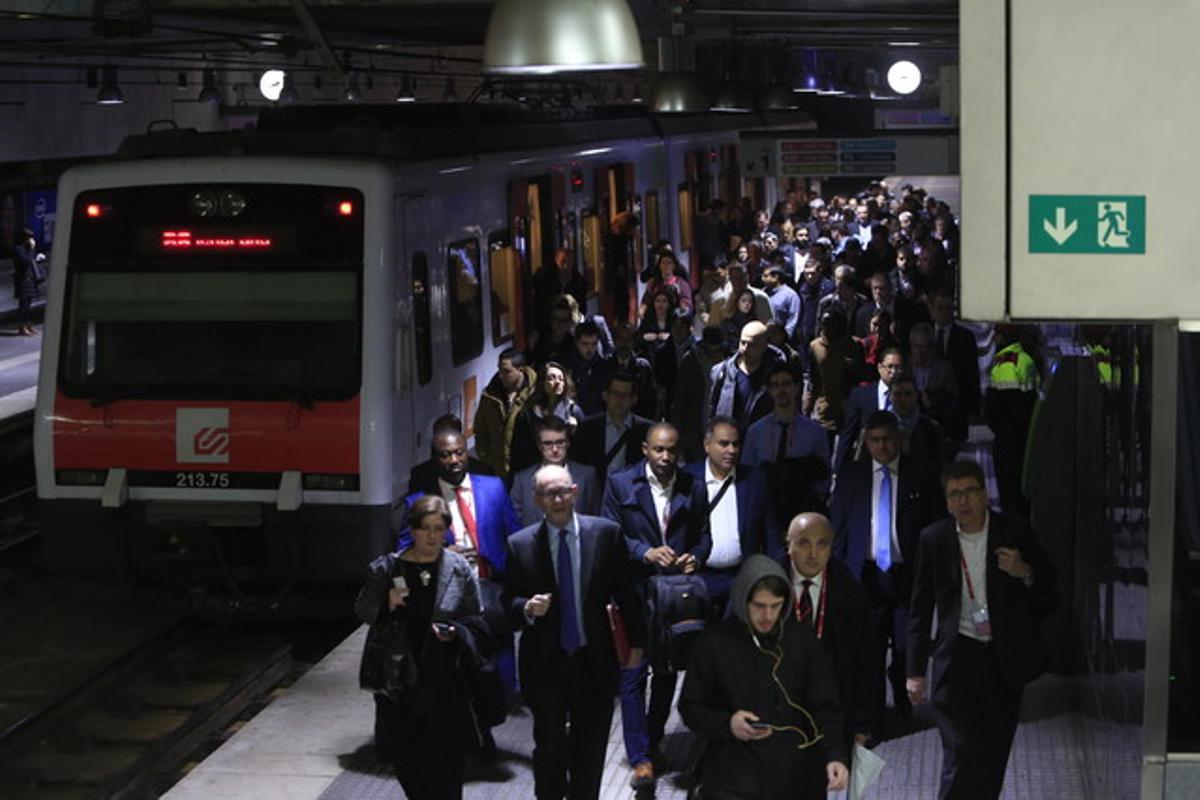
[630,761,655,788]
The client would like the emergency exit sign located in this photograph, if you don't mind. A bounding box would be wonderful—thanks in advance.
[1028,195,1146,254]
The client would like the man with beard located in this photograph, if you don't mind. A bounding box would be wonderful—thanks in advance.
[679,554,849,798]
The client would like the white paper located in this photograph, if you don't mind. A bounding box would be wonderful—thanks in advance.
[849,742,886,800]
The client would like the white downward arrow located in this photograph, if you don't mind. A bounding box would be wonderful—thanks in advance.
[1043,207,1078,245]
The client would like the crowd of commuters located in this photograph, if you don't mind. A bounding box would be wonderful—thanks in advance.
[356,180,1060,799]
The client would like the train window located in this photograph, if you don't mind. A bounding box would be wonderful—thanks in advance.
[581,213,602,298]
[412,251,433,386]
[447,237,484,366]
[488,230,522,348]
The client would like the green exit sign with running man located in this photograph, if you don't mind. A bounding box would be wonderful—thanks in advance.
[1028,195,1146,254]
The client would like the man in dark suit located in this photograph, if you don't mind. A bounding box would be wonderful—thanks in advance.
[503,464,648,800]
[926,289,981,442]
[890,373,952,473]
[782,512,874,755]
[602,422,712,788]
[829,410,944,734]
[573,372,652,493]
[510,415,600,527]
[655,308,710,464]
[683,415,781,615]
[906,459,1058,800]
[835,347,905,472]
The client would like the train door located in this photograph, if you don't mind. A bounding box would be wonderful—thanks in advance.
[509,173,566,344]
[396,193,434,494]
[595,162,639,324]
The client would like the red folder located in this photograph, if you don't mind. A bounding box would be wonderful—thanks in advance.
[607,602,631,666]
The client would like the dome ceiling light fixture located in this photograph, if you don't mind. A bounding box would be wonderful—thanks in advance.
[651,72,707,113]
[198,68,222,103]
[887,60,922,95]
[710,80,752,113]
[484,0,644,75]
[96,65,124,105]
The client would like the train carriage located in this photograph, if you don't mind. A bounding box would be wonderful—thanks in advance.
[33,108,769,584]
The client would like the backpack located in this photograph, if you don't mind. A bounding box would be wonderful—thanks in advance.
[647,573,711,672]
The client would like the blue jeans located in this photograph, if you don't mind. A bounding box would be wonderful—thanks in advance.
[619,660,677,766]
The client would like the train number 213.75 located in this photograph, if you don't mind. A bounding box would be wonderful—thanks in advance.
[175,472,231,489]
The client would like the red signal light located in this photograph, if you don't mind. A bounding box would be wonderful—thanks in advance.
[85,203,102,218]
[337,201,354,216]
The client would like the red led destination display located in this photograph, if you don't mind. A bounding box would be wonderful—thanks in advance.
[161,230,276,250]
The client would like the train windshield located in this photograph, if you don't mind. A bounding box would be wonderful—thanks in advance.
[58,183,364,402]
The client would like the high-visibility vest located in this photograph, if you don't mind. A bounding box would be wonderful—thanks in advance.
[989,342,1037,392]
[1089,344,1114,387]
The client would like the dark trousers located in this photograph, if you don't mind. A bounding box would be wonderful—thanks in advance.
[932,636,1023,800]
[700,565,739,620]
[861,561,912,729]
[525,649,615,800]
[375,695,465,800]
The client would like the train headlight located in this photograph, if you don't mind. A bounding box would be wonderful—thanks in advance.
[57,469,107,486]
[302,473,359,491]
[220,191,247,217]
[188,190,218,218]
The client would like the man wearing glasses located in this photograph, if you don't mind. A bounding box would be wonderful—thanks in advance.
[836,347,906,472]
[510,415,600,527]
[504,464,646,799]
[906,459,1059,799]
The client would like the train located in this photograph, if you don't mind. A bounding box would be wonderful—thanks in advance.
[33,104,802,584]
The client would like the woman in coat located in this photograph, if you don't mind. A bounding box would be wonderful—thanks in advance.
[356,495,489,799]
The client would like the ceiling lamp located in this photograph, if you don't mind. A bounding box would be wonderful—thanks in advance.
[630,83,644,103]
[96,65,124,105]
[759,84,797,111]
[279,73,300,104]
[197,68,221,103]
[710,81,752,113]
[483,0,644,75]
[396,76,416,103]
[887,60,922,95]
[651,72,707,113]
[343,74,362,102]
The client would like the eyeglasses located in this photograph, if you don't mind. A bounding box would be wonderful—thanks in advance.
[536,486,574,499]
[945,486,984,502]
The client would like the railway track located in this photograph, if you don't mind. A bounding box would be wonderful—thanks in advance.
[0,622,293,799]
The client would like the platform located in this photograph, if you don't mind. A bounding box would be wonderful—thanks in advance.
[161,620,1131,800]
[0,259,43,422]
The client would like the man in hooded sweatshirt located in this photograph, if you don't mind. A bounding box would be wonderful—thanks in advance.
[679,554,849,799]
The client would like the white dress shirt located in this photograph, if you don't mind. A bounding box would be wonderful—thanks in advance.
[644,463,674,540]
[957,513,992,641]
[704,461,741,569]
[876,379,892,411]
[438,474,475,551]
[791,567,823,623]
[870,458,902,565]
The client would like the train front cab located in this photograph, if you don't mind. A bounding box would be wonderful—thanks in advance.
[34,158,399,585]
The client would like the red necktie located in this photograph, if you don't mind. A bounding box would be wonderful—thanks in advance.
[796,579,814,625]
[454,486,489,578]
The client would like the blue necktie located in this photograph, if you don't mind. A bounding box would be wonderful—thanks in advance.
[557,528,581,654]
[875,465,893,571]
